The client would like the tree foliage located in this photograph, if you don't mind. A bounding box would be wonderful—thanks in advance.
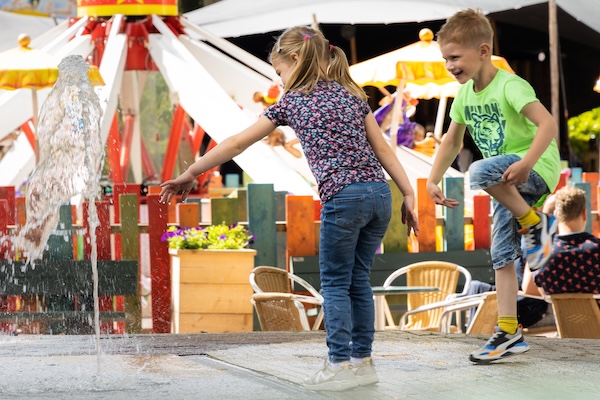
[568,107,600,160]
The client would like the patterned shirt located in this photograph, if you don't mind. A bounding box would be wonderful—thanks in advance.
[534,232,600,306]
[263,80,386,202]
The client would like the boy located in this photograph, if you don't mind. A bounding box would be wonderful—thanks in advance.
[427,9,561,363]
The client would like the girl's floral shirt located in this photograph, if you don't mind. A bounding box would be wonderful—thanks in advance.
[264,79,385,202]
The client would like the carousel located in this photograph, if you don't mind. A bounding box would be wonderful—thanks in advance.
[0,0,317,198]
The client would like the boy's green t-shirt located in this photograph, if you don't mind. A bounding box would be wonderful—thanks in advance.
[450,69,561,197]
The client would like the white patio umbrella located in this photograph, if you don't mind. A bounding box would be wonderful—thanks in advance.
[0,33,104,159]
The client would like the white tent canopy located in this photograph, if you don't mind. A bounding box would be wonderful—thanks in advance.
[0,14,320,197]
[0,10,464,196]
[185,0,600,38]
[0,11,57,52]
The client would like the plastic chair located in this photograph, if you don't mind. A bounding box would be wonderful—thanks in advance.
[463,291,498,334]
[251,293,316,331]
[382,261,472,331]
[249,266,324,330]
[549,293,600,339]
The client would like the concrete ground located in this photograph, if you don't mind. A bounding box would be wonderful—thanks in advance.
[0,330,599,400]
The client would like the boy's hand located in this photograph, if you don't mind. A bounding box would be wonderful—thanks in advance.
[159,170,196,204]
[502,159,532,185]
[426,180,460,208]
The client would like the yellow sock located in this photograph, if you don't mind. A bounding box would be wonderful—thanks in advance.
[498,315,518,334]
[516,208,540,228]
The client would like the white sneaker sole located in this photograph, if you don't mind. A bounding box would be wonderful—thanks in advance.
[356,374,379,386]
[303,379,359,391]
[469,343,530,363]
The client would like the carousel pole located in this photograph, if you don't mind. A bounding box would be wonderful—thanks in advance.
[388,79,405,153]
[549,0,560,146]
[433,96,448,141]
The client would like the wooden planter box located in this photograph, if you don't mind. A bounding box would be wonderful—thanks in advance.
[169,248,257,333]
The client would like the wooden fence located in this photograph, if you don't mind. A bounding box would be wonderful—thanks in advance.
[0,167,596,334]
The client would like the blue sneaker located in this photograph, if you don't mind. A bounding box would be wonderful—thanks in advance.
[469,326,530,363]
[521,211,557,271]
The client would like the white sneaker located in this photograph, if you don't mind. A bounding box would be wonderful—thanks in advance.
[303,360,358,392]
[353,357,379,386]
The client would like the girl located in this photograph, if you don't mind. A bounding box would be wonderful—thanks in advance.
[160,26,418,392]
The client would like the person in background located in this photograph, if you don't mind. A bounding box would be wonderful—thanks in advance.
[160,25,418,391]
[427,9,561,363]
[411,124,437,158]
[522,185,600,306]
[373,90,418,148]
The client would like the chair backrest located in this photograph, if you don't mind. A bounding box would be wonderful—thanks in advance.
[466,291,498,335]
[251,293,309,331]
[384,261,472,330]
[250,266,323,299]
[250,266,292,293]
[550,293,600,339]
[249,266,324,330]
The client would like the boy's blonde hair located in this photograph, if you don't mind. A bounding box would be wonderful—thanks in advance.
[437,9,494,50]
[269,26,367,101]
[554,185,587,223]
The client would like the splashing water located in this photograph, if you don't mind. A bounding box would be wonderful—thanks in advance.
[16,55,104,263]
[15,55,105,368]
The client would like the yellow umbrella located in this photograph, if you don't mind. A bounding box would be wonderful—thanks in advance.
[0,33,104,158]
[349,28,514,147]
[350,28,514,99]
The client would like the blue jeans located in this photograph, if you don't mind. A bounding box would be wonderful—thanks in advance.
[319,182,392,362]
[469,154,549,269]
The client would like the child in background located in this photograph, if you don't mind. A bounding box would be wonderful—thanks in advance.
[412,124,438,157]
[160,26,418,391]
[427,9,560,363]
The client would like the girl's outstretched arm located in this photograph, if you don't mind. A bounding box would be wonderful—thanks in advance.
[159,116,276,203]
[365,112,419,236]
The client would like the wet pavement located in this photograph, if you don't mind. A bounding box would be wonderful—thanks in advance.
[0,330,599,399]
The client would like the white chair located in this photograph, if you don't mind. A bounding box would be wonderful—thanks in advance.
[251,293,320,331]
[249,266,324,330]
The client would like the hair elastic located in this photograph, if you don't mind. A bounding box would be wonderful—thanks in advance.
[329,44,334,53]
[303,33,314,41]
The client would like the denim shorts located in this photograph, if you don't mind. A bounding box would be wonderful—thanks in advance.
[469,154,549,269]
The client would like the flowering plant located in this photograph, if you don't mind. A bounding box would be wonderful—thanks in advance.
[161,223,254,250]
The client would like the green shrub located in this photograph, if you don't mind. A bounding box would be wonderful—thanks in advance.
[568,107,600,160]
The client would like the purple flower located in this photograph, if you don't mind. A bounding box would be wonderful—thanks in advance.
[160,227,186,242]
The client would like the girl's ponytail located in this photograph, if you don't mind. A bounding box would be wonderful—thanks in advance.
[270,26,367,102]
[328,46,367,101]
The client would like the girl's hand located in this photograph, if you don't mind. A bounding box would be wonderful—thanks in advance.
[401,194,419,236]
[159,170,196,204]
